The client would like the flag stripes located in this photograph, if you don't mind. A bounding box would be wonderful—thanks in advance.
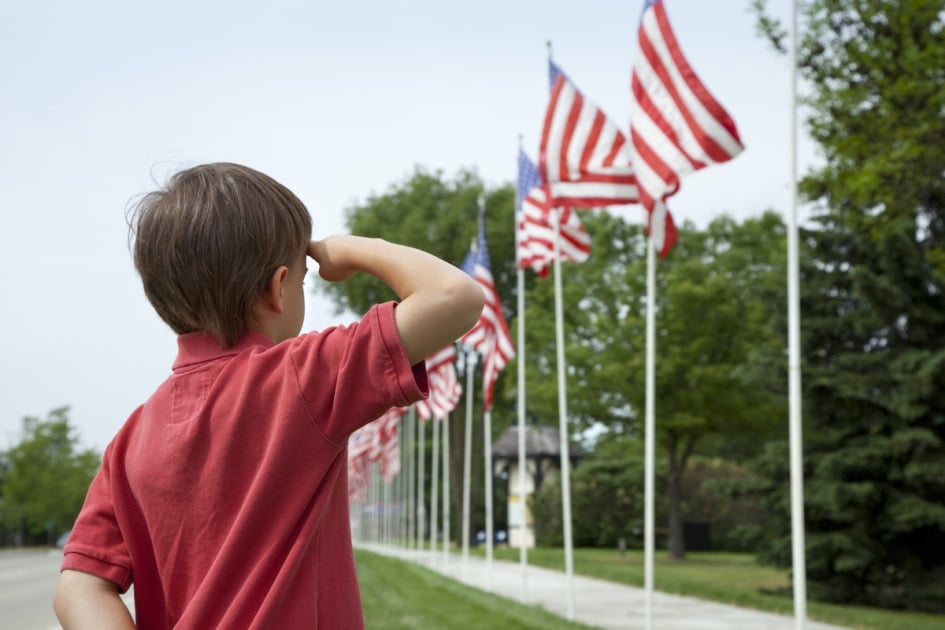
[629,0,744,255]
[540,61,639,207]
[516,149,591,276]
[416,344,462,421]
[460,205,515,411]
[347,406,407,502]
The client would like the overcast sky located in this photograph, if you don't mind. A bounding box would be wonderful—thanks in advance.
[0,0,809,451]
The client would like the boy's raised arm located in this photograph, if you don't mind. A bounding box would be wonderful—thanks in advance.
[54,570,136,630]
[309,236,484,365]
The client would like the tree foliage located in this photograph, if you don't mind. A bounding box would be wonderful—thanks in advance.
[532,436,653,548]
[321,167,788,560]
[1,407,100,545]
[530,211,787,558]
[744,0,945,612]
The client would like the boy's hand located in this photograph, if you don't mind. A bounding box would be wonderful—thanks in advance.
[308,237,358,283]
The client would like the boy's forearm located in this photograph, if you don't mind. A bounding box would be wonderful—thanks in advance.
[331,237,460,297]
[55,570,136,630]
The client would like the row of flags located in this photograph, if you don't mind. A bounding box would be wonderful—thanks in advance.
[349,0,744,500]
[523,0,743,259]
[348,345,464,503]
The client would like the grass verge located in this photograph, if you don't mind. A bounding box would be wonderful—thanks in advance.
[476,547,944,630]
[355,549,594,630]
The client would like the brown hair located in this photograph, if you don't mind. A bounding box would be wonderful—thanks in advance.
[129,163,311,347]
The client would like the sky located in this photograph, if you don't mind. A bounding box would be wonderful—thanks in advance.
[0,0,810,452]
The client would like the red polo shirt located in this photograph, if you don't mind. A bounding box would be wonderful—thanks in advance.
[63,302,427,629]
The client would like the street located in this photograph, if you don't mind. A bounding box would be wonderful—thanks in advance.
[0,549,135,630]
[0,548,62,630]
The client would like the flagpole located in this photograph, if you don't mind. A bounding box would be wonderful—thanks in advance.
[516,134,530,604]
[430,416,441,561]
[383,472,391,545]
[484,407,494,592]
[407,407,416,548]
[461,350,477,578]
[417,417,426,552]
[442,412,451,564]
[401,413,409,548]
[371,463,380,543]
[644,234,657,630]
[550,208,576,621]
[788,1,808,627]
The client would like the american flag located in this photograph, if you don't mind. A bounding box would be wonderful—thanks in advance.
[539,60,639,208]
[630,0,744,256]
[517,149,591,276]
[415,344,462,421]
[460,202,515,411]
[373,406,406,482]
[347,423,376,503]
[347,406,407,501]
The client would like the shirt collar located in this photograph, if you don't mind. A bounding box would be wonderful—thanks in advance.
[173,330,275,371]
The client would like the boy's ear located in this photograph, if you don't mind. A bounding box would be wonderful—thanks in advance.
[260,265,290,314]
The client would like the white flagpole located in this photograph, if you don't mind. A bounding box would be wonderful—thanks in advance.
[644,235,657,630]
[417,417,426,551]
[442,412,451,563]
[403,412,411,547]
[371,463,380,543]
[484,407,495,592]
[551,208,576,621]
[461,350,477,577]
[404,406,417,549]
[516,136,530,604]
[430,416,441,560]
[365,464,373,543]
[543,42,575,621]
[383,472,391,545]
[788,1,808,627]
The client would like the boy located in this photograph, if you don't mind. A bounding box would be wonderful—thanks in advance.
[53,162,485,629]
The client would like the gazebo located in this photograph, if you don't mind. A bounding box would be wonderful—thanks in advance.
[492,424,582,549]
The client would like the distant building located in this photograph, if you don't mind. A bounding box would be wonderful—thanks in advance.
[492,425,582,549]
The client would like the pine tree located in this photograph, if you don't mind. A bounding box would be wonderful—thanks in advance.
[747,0,945,611]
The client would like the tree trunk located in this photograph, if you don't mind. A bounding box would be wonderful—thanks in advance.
[666,433,695,561]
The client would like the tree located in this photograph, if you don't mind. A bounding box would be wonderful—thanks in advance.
[531,211,786,559]
[2,407,100,545]
[321,168,787,560]
[746,0,945,612]
[531,435,656,548]
[319,166,517,323]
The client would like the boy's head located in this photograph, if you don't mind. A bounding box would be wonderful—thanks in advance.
[130,162,312,348]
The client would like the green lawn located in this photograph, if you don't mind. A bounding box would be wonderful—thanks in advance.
[475,547,945,630]
[355,549,595,630]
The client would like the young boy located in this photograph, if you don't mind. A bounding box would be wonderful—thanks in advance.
[53,162,485,629]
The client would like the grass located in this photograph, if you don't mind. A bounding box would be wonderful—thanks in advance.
[472,546,945,630]
[355,549,594,630]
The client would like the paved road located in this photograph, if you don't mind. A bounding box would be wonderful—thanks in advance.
[0,549,135,630]
[0,549,62,630]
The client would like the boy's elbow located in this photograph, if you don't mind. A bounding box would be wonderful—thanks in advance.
[456,276,486,332]
[53,576,73,623]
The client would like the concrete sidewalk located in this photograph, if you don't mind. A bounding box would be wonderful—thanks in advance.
[360,544,847,630]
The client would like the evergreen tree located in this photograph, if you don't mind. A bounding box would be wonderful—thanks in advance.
[747,0,945,611]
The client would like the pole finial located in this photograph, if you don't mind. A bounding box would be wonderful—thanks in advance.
[546,40,553,61]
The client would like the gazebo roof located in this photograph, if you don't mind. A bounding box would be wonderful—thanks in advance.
[491,425,583,459]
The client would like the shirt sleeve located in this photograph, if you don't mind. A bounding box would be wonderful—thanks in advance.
[61,447,133,592]
[289,301,428,443]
